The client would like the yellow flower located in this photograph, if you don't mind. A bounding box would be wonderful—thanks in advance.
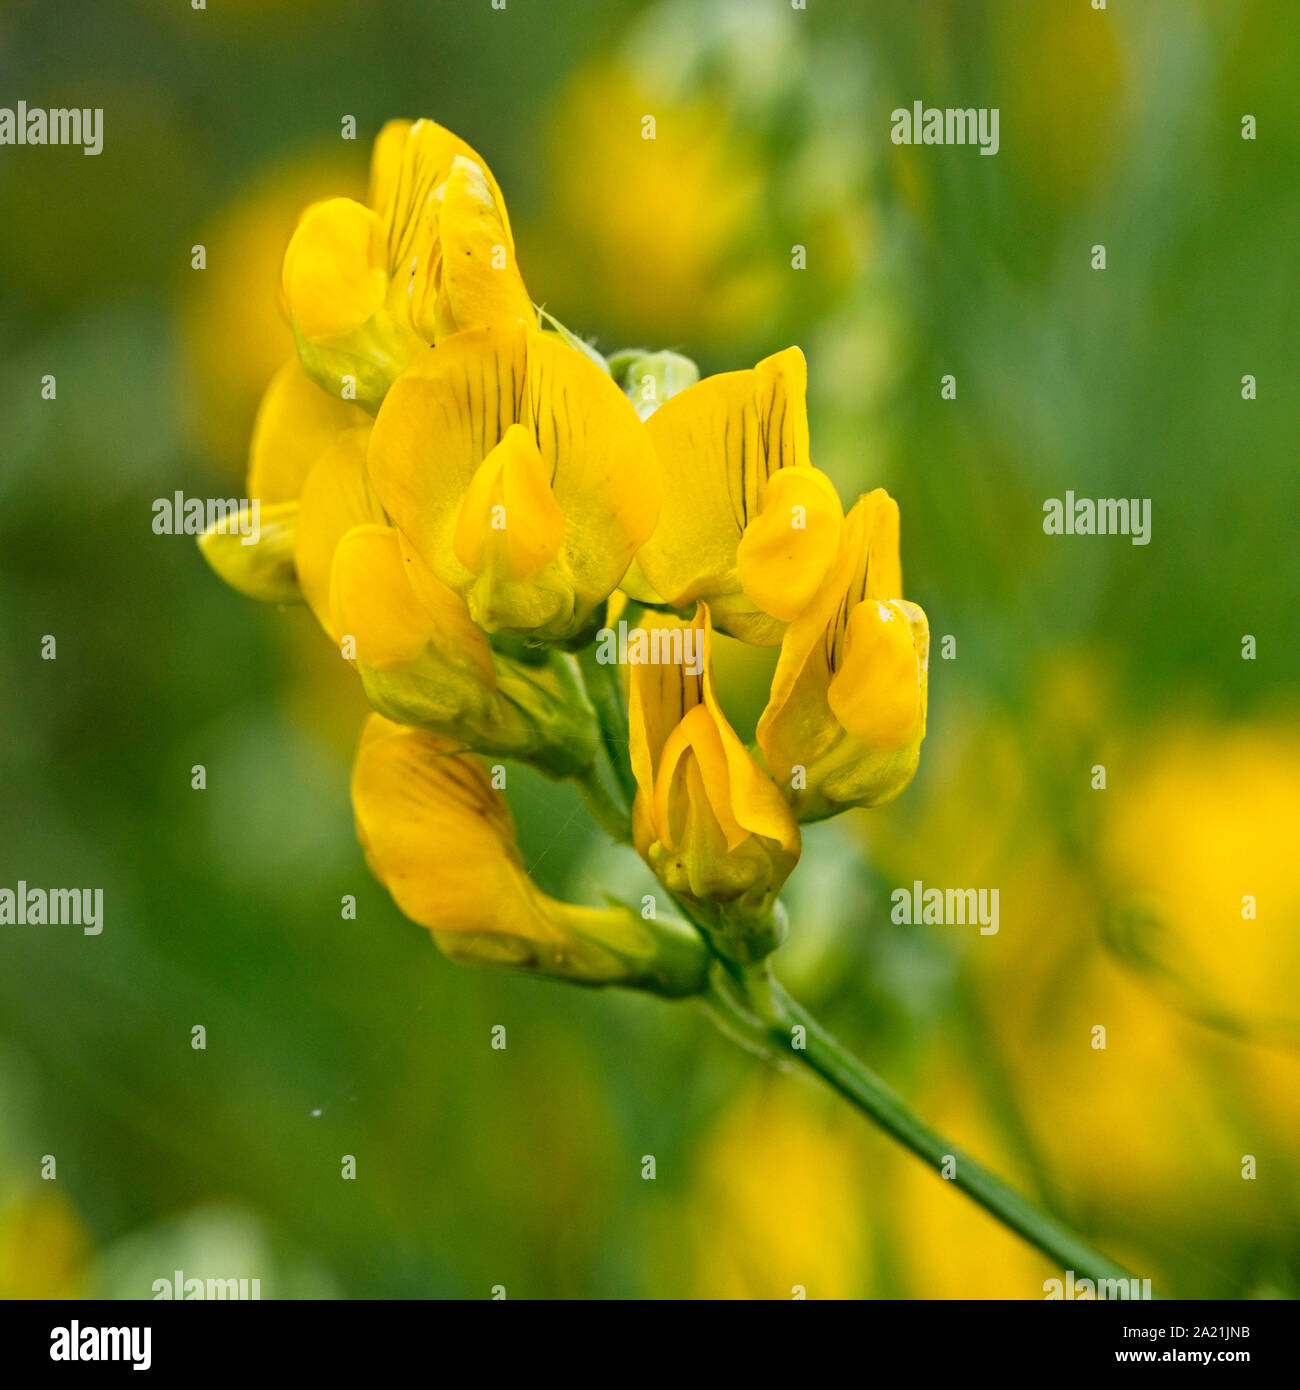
[628,606,800,962]
[632,346,842,644]
[367,323,659,642]
[291,423,384,635]
[281,119,532,410]
[867,681,1281,1226]
[247,355,369,506]
[352,714,709,995]
[330,524,596,778]
[197,355,367,604]
[758,490,928,821]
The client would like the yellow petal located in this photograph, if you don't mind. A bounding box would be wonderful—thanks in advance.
[293,425,384,637]
[637,346,809,612]
[394,536,498,686]
[396,528,483,642]
[353,712,704,992]
[330,524,436,667]
[827,599,927,751]
[736,465,843,623]
[369,325,658,638]
[366,119,414,217]
[631,605,799,863]
[702,669,802,859]
[453,423,565,579]
[862,489,902,602]
[628,610,706,803]
[656,703,750,854]
[331,523,497,682]
[824,490,903,668]
[198,500,300,604]
[369,325,526,591]
[282,197,388,343]
[759,489,903,750]
[757,489,926,817]
[413,156,533,341]
[246,357,367,504]
[351,714,550,938]
[380,120,509,273]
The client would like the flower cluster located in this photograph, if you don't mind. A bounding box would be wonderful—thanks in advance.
[201,118,929,996]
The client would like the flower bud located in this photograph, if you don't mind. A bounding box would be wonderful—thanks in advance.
[758,490,929,820]
[609,348,700,420]
[628,606,800,962]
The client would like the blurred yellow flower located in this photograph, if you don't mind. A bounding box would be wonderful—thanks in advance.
[865,681,1300,1240]
[1098,719,1300,1168]
[1102,721,1300,1028]
[181,152,361,475]
[0,1189,89,1299]
[683,1080,873,1299]
[536,66,777,352]
[891,1064,1056,1299]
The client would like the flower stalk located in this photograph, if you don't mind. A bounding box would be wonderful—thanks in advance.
[703,960,1149,1293]
[575,642,638,807]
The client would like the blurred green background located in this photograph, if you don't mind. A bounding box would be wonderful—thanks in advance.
[1,0,1298,1298]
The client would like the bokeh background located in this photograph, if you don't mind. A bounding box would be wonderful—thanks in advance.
[2,0,1297,1299]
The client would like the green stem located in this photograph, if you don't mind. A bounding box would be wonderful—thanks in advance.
[575,646,638,807]
[704,964,1149,1293]
[576,770,632,844]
